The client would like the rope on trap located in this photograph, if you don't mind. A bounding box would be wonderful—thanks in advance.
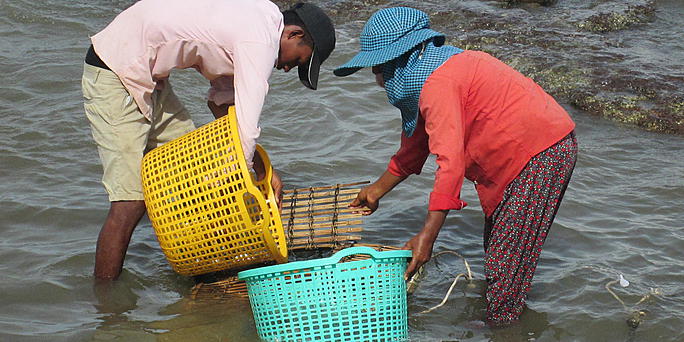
[331,184,340,249]
[408,250,474,314]
[282,181,368,250]
[605,274,662,329]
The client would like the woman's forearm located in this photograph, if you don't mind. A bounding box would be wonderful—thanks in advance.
[370,170,408,199]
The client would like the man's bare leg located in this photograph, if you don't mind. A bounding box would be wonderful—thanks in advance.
[94,200,147,280]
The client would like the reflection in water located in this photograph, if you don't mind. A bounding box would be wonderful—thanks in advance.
[484,306,557,342]
[92,272,144,340]
[93,274,141,315]
[409,272,566,341]
[91,274,257,341]
[147,298,257,342]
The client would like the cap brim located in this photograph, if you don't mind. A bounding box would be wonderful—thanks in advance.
[333,29,445,77]
[299,48,321,90]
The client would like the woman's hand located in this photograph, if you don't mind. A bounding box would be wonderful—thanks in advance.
[403,210,448,279]
[403,231,437,280]
[349,185,380,215]
[349,170,408,215]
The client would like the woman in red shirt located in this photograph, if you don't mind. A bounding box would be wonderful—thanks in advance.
[334,7,577,324]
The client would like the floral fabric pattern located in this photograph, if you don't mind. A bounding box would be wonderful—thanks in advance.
[483,132,578,324]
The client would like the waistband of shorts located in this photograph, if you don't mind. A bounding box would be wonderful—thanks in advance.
[85,45,111,71]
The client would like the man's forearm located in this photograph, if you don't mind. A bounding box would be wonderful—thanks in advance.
[207,100,230,119]
[252,150,266,179]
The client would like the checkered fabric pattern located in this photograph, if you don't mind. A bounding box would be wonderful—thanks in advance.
[334,7,445,76]
[333,7,463,136]
[383,40,462,136]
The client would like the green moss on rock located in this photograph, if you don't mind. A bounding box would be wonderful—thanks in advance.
[578,1,656,33]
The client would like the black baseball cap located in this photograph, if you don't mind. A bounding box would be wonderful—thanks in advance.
[291,3,336,90]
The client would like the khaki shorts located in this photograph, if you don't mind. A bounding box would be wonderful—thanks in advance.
[82,63,196,201]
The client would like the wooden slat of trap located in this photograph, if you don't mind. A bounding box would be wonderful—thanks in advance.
[282,182,369,251]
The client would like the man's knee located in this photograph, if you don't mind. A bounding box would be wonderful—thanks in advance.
[107,200,146,226]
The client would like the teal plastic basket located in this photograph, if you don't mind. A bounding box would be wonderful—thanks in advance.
[238,246,412,342]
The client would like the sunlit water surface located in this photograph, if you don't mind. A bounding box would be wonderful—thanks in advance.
[0,1,682,341]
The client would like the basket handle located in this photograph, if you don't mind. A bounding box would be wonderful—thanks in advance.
[242,185,271,233]
[238,246,412,279]
[245,145,273,232]
[328,246,400,262]
[255,144,272,186]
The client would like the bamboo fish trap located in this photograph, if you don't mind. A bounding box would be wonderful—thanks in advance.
[189,181,402,301]
[282,181,368,250]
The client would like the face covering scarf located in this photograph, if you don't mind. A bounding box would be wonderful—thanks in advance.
[382,41,463,137]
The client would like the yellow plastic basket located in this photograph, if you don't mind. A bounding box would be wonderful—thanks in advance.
[141,106,287,276]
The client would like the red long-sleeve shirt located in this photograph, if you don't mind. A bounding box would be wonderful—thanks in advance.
[387,50,575,217]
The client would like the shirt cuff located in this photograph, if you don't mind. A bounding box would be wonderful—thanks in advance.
[428,192,467,211]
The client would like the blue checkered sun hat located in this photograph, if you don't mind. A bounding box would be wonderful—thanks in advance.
[333,7,445,77]
[334,7,462,137]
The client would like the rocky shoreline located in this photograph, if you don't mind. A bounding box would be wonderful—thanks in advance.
[277,0,684,135]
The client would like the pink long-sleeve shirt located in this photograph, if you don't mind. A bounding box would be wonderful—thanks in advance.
[91,0,283,166]
[388,51,575,217]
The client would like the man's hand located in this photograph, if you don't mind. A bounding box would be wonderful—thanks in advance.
[271,168,283,209]
[252,151,282,209]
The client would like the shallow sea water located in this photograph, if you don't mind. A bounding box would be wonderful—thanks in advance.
[0,1,682,341]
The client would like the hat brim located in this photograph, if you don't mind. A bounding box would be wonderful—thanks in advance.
[299,47,321,90]
[333,29,445,77]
